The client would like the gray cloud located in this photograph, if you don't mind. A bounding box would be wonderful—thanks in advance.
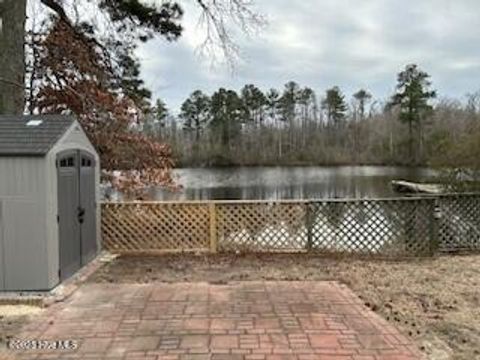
[137,0,480,113]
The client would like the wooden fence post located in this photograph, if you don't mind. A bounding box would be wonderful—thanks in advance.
[209,203,218,253]
[430,198,440,256]
[305,203,313,251]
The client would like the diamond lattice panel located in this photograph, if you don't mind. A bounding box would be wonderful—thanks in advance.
[102,203,210,253]
[216,202,308,251]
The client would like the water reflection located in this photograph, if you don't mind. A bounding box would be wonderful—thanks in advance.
[150,166,436,201]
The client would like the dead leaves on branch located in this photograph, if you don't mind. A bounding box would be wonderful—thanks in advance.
[32,18,175,197]
[42,20,113,81]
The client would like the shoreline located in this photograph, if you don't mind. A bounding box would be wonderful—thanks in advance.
[172,163,434,170]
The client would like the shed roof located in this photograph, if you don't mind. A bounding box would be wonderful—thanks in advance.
[0,115,75,156]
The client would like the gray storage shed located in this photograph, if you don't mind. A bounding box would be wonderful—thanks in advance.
[0,115,100,291]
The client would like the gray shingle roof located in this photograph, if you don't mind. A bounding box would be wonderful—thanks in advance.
[0,115,75,156]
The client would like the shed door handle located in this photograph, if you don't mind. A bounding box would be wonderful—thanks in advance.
[78,207,85,223]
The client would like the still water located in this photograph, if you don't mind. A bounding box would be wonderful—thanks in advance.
[151,166,436,201]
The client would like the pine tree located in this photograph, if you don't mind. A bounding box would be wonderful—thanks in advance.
[210,88,243,148]
[180,90,211,141]
[322,86,347,128]
[240,84,267,126]
[389,64,436,164]
[279,81,300,124]
[353,89,372,122]
[265,89,280,123]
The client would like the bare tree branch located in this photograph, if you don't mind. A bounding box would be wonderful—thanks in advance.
[193,0,266,69]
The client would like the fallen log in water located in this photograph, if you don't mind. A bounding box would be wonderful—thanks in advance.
[391,180,444,194]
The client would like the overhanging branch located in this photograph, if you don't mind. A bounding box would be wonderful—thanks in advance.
[39,0,70,23]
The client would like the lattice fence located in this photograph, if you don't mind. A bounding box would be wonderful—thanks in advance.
[102,202,211,253]
[308,199,434,256]
[437,194,480,252]
[216,202,308,252]
[101,194,480,256]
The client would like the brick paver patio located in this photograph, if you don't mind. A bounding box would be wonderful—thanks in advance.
[12,282,422,360]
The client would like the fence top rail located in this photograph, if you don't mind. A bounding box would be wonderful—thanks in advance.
[101,192,480,206]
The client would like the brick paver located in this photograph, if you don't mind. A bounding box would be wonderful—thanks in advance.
[10,282,422,359]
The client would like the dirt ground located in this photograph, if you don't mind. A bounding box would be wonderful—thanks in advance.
[88,253,480,360]
[0,315,25,346]
[0,306,43,356]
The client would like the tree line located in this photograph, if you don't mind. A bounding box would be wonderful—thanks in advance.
[144,64,473,169]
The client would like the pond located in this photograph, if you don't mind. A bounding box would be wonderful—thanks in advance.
[149,166,437,201]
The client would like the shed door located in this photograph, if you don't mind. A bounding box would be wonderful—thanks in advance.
[57,151,81,281]
[79,152,97,264]
[57,150,97,281]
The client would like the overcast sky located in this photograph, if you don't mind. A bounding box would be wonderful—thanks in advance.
[136,0,480,113]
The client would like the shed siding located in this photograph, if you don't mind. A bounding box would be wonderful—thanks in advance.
[0,158,50,290]
[59,122,97,154]
[0,199,49,290]
[0,201,5,290]
[0,157,47,198]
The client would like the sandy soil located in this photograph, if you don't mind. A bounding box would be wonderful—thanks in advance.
[89,253,480,360]
[0,306,43,356]
[0,315,25,345]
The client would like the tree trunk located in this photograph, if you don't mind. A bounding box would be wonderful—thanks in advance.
[408,120,414,164]
[389,121,394,161]
[0,0,26,114]
[418,120,424,164]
